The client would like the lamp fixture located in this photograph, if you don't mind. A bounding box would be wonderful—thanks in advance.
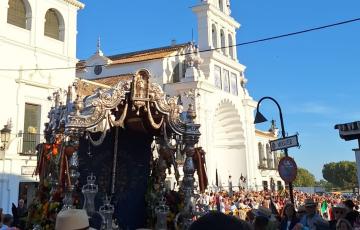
[254,111,268,124]
[0,124,11,150]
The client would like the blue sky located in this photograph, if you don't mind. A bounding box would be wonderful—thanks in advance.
[76,0,360,179]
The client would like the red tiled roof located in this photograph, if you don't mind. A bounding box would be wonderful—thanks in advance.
[76,74,133,96]
[255,129,277,139]
[92,74,133,86]
[77,43,189,68]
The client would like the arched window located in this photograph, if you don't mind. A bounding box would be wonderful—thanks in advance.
[44,9,64,41]
[258,143,266,167]
[274,152,279,168]
[7,0,29,29]
[220,29,226,54]
[212,24,217,49]
[228,34,234,58]
[172,63,180,83]
[266,144,273,168]
[218,0,224,12]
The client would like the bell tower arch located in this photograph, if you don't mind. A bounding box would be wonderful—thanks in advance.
[192,0,239,60]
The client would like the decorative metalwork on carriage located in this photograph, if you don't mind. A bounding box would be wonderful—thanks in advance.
[40,69,203,229]
[65,80,128,131]
[131,70,150,115]
[41,69,185,137]
[148,83,185,133]
[45,90,69,142]
[45,69,200,146]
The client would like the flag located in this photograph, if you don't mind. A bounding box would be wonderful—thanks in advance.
[321,200,327,214]
[321,201,331,220]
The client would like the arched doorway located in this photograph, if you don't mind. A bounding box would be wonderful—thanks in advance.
[211,100,246,188]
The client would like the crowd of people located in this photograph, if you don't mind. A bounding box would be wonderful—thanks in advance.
[0,199,28,230]
[193,189,360,229]
[1,190,360,229]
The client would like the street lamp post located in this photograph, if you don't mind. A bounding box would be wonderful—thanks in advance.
[254,96,295,204]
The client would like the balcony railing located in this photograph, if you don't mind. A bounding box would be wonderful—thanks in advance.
[17,133,44,156]
[258,163,278,170]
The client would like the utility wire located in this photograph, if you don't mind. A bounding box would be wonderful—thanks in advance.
[1,17,359,72]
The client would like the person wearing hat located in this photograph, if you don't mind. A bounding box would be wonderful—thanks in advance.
[55,209,96,230]
[329,203,348,230]
[252,206,278,230]
[253,206,273,220]
[298,199,329,230]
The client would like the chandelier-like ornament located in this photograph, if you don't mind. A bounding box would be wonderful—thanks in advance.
[99,196,115,230]
[82,173,98,216]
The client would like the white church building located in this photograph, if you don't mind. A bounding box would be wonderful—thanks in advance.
[0,0,84,213]
[0,0,284,213]
[77,0,284,192]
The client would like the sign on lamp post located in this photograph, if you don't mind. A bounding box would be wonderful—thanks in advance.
[278,156,298,183]
[270,135,299,152]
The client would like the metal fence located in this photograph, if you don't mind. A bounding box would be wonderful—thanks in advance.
[17,133,44,156]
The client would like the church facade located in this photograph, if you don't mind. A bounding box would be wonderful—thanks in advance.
[0,0,84,213]
[77,0,283,191]
[0,0,284,213]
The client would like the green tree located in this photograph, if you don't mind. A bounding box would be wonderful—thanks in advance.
[322,161,358,189]
[315,179,333,191]
[293,168,316,187]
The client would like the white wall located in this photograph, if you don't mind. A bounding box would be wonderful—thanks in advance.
[77,50,186,88]
[253,132,284,191]
[0,0,83,213]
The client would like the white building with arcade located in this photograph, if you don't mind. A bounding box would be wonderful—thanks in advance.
[0,0,84,213]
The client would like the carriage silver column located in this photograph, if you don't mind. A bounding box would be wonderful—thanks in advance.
[181,104,201,230]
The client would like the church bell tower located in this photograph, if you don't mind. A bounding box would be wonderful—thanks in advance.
[192,0,240,61]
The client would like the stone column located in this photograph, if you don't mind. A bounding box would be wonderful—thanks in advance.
[354,148,360,191]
